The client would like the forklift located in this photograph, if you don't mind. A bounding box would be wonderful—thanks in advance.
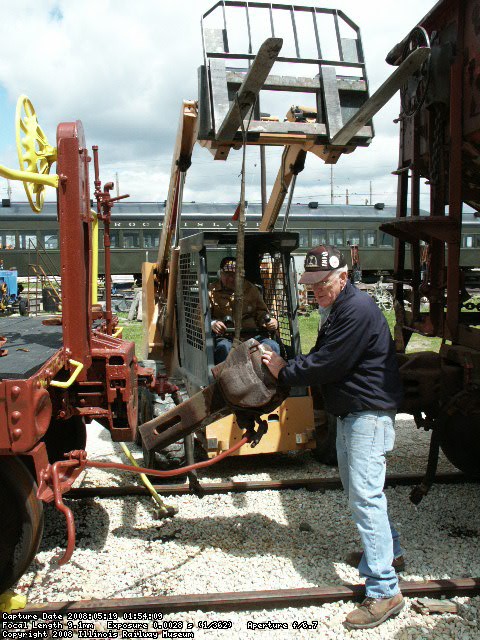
[140,1,429,469]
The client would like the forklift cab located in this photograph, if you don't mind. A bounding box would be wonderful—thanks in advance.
[176,230,302,396]
[173,229,336,461]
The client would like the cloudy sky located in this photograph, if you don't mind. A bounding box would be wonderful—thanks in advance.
[0,0,433,210]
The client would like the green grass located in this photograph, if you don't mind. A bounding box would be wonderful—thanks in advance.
[116,312,143,346]
[115,310,442,357]
[298,309,441,354]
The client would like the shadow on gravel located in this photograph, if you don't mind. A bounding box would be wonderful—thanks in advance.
[110,507,355,587]
[105,480,480,590]
[39,499,110,554]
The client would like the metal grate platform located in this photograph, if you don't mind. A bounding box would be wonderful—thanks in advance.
[0,316,63,380]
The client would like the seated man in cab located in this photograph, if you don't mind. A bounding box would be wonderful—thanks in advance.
[209,256,281,364]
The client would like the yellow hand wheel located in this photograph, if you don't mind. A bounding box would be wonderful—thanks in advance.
[15,95,57,213]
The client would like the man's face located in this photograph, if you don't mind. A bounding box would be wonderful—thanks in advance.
[220,268,236,291]
[309,270,347,308]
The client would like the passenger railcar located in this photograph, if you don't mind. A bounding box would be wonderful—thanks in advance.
[2,200,479,284]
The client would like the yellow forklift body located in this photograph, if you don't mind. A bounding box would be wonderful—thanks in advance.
[205,395,315,457]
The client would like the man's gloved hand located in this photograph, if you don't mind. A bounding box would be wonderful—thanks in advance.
[211,320,227,335]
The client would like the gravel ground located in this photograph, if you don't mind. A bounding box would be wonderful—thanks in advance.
[14,413,480,640]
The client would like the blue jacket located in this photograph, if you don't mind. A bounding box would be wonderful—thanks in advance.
[279,281,403,416]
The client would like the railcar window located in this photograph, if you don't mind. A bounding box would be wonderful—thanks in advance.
[462,235,474,248]
[345,230,360,246]
[298,231,309,248]
[123,232,140,249]
[42,233,58,249]
[0,233,16,249]
[379,232,394,247]
[109,231,119,248]
[327,230,344,246]
[364,230,377,247]
[143,231,159,248]
[311,230,327,247]
[19,232,37,249]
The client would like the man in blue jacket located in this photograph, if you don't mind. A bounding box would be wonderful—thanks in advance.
[262,245,405,630]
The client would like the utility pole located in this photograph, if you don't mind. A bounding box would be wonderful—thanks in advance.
[6,180,12,200]
[346,188,349,205]
[115,172,120,198]
[330,165,334,204]
[369,180,372,205]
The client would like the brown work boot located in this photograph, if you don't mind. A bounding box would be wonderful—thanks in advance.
[345,551,405,572]
[345,593,405,629]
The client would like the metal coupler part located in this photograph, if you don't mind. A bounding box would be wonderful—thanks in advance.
[139,339,289,454]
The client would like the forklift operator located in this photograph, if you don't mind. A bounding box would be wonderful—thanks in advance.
[209,257,281,364]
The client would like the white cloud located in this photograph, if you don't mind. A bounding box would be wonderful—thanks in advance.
[0,0,433,207]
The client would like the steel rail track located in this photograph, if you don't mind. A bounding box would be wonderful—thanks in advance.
[67,471,477,499]
[21,578,480,614]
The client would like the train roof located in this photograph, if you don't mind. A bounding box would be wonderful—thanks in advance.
[1,201,479,224]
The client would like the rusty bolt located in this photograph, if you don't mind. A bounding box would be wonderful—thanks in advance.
[79,399,86,406]
[11,411,21,423]
[58,410,66,419]
[11,385,21,399]
[12,428,22,441]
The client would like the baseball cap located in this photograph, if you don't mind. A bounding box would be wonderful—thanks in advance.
[220,257,236,273]
[299,245,347,284]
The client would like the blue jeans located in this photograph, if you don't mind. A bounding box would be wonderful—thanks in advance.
[336,411,403,598]
[214,336,280,364]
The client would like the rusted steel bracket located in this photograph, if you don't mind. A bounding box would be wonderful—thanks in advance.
[152,373,181,401]
[35,437,250,566]
[92,146,130,336]
[37,452,89,565]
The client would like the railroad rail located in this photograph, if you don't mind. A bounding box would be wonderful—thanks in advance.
[19,578,480,615]
[67,471,478,499]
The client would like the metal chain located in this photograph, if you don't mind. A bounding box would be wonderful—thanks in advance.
[430,107,444,186]
[233,96,255,345]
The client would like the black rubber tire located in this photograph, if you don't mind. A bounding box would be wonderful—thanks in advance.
[42,286,60,313]
[311,411,338,466]
[135,387,154,446]
[42,416,87,464]
[115,299,129,313]
[143,439,186,472]
[438,410,480,477]
[19,298,28,316]
[0,457,44,593]
[142,439,208,478]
